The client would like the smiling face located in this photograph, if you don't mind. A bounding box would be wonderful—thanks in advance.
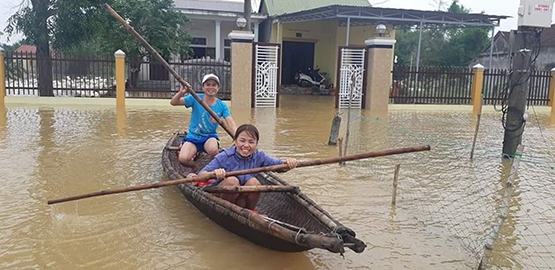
[234,130,258,157]
[202,80,220,97]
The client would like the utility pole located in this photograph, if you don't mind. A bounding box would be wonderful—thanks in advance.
[502,29,534,158]
[502,0,554,158]
[244,0,252,31]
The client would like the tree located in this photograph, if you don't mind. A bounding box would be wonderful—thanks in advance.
[5,0,190,92]
[6,0,54,96]
[394,0,490,67]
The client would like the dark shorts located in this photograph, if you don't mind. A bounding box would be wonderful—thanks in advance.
[182,135,219,153]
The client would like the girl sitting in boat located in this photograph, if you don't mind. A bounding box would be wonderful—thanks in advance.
[170,73,237,167]
[189,124,297,210]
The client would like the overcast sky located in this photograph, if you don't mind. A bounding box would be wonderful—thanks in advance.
[0,0,549,44]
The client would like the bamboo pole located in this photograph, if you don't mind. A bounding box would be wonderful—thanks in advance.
[48,145,431,205]
[337,137,344,165]
[342,73,356,164]
[391,164,400,206]
[103,4,234,138]
[204,185,298,193]
[470,113,482,160]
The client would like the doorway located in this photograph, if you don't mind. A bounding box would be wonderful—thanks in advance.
[281,41,315,85]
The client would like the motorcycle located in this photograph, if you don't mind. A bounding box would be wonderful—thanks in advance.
[294,67,328,89]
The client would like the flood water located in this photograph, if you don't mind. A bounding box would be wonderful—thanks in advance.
[0,95,554,269]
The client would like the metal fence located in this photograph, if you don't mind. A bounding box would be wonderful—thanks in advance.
[391,65,552,105]
[483,69,551,106]
[390,65,473,104]
[5,52,115,97]
[4,53,232,100]
[127,58,231,99]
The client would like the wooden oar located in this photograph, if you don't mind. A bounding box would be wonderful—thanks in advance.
[47,145,430,205]
[204,185,298,193]
[103,4,234,138]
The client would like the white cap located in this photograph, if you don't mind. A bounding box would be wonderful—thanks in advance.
[202,73,220,85]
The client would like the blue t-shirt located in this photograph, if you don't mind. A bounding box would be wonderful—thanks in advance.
[184,94,230,141]
[201,146,284,184]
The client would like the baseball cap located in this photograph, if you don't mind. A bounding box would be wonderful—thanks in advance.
[202,73,220,85]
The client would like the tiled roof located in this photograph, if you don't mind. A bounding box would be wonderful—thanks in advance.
[262,0,369,16]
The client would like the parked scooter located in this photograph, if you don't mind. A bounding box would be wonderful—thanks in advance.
[294,67,328,89]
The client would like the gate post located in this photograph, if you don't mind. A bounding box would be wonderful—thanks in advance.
[228,30,255,109]
[471,64,485,116]
[0,49,6,106]
[114,50,126,107]
[364,38,396,116]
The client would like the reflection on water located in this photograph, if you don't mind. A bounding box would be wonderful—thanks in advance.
[0,96,553,269]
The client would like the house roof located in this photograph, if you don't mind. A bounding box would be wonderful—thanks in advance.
[262,0,369,17]
[15,44,36,54]
[175,0,266,20]
[275,5,508,27]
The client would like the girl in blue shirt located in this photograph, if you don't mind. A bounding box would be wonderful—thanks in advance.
[170,74,237,167]
[190,124,297,210]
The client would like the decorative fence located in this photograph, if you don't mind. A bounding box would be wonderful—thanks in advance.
[4,53,232,99]
[5,52,115,97]
[127,58,231,99]
[482,69,551,106]
[391,65,552,105]
[390,65,474,104]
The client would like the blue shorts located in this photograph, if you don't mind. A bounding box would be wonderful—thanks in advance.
[183,135,219,153]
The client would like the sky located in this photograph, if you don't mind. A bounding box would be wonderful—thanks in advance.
[0,0,550,45]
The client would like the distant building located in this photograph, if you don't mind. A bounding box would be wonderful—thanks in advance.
[14,44,37,54]
[471,25,555,70]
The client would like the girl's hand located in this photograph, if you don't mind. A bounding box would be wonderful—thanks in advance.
[178,85,190,95]
[187,173,197,178]
[285,158,298,170]
[214,168,226,180]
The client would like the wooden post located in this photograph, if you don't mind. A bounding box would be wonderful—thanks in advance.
[328,113,341,145]
[470,113,482,160]
[114,50,126,107]
[391,164,400,206]
[550,68,555,120]
[471,64,485,116]
[0,49,6,106]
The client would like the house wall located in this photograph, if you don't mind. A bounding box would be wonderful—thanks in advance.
[270,21,396,86]
[185,20,236,60]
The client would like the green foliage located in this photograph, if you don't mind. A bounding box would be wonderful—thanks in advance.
[4,0,190,58]
[394,0,490,67]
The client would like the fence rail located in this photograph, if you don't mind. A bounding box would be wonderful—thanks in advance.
[4,53,232,100]
[5,52,115,97]
[390,65,473,104]
[126,58,231,99]
[391,65,552,105]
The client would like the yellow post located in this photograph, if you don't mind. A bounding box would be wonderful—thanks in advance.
[114,50,126,106]
[0,49,6,106]
[548,68,555,107]
[471,64,485,116]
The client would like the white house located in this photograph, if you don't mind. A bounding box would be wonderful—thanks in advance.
[174,0,265,61]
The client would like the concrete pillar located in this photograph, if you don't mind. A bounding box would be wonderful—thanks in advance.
[364,38,396,116]
[471,64,485,116]
[228,30,255,109]
[114,50,126,107]
[215,20,221,60]
[0,49,5,106]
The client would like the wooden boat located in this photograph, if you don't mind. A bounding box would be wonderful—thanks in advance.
[161,133,366,254]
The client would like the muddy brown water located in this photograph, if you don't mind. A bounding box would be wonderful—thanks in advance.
[0,95,553,269]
